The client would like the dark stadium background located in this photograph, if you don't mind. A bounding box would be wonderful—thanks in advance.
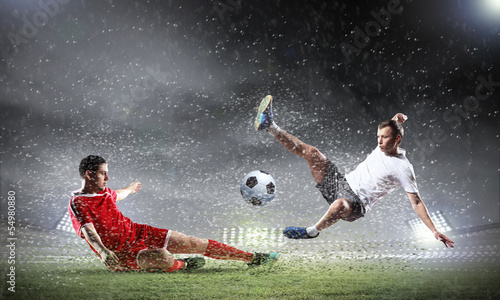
[0,0,499,243]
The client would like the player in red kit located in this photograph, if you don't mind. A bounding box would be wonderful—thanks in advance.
[69,155,279,272]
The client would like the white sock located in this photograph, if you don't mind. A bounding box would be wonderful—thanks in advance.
[267,121,281,137]
[306,226,319,237]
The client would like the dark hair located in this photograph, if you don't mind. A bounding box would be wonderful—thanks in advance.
[79,155,107,178]
[378,120,404,143]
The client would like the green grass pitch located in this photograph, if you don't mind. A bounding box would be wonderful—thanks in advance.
[2,257,499,299]
[1,226,499,299]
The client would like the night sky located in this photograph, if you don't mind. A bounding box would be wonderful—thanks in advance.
[1,0,499,241]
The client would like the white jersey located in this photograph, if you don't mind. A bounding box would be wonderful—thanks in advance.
[345,147,418,212]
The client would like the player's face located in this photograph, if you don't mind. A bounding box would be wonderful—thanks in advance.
[87,163,109,192]
[377,126,400,155]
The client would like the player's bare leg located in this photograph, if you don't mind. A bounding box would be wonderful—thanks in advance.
[255,95,335,239]
[313,198,353,231]
[167,231,254,262]
[167,231,210,255]
[254,95,329,184]
[137,248,180,271]
[274,130,329,184]
[137,247,206,272]
[167,231,279,266]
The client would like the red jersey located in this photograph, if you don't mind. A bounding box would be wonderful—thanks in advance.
[69,187,140,252]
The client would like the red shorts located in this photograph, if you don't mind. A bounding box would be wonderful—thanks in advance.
[112,224,171,271]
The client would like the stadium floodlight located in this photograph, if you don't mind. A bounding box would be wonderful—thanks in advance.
[55,211,74,233]
[222,227,286,248]
[408,211,452,237]
[476,0,500,20]
[484,0,500,13]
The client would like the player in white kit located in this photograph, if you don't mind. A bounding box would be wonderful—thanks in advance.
[254,95,454,248]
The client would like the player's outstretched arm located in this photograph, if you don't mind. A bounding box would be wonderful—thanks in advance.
[407,192,455,248]
[392,113,408,124]
[434,231,455,248]
[81,224,122,271]
[116,181,142,201]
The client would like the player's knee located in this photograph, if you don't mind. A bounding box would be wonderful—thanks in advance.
[305,146,327,164]
[168,231,208,253]
[307,146,321,158]
[330,199,351,216]
[180,234,206,250]
[187,236,209,252]
[138,248,174,270]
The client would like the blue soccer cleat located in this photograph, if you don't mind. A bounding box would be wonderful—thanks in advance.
[247,252,280,267]
[254,95,274,131]
[283,226,319,239]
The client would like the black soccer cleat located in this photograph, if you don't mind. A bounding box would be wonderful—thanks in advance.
[247,252,280,267]
[180,257,206,270]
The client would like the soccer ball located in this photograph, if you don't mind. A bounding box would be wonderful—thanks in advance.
[240,170,276,206]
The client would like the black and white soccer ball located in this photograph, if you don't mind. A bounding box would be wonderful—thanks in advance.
[240,170,276,206]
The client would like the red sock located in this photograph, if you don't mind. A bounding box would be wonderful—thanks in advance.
[164,259,185,272]
[203,239,253,262]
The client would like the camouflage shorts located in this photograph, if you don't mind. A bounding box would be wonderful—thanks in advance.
[315,160,365,222]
